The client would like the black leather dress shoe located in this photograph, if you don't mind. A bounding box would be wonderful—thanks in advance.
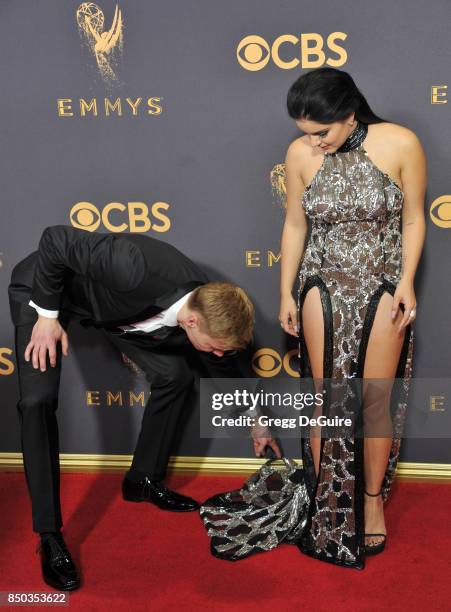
[38,533,80,591]
[122,476,200,511]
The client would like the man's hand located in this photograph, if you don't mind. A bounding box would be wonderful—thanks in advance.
[251,422,282,458]
[253,436,282,458]
[24,316,69,372]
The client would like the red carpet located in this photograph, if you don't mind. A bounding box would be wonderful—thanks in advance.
[0,473,450,611]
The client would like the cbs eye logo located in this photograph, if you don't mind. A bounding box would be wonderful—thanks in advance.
[252,348,299,378]
[430,196,451,228]
[70,201,171,233]
[236,33,347,71]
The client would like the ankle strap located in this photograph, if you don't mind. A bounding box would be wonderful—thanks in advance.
[364,489,382,497]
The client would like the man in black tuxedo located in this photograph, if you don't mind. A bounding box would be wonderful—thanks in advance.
[9,225,280,591]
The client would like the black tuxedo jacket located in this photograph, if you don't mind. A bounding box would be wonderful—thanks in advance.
[10,225,209,329]
[8,225,258,403]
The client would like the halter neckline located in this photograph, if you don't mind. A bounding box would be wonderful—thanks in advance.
[326,120,368,156]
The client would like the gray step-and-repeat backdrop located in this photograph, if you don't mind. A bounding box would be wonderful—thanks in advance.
[1,1,450,465]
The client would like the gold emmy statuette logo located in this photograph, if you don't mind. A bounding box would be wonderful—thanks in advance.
[76,2,124,87]
[244,163,285,269]
[430,196,451,228]
[252,348,299,378]
[271,163,287,209]
[0,348,15,376]
[70,201,171,233]
[237,33,347,71]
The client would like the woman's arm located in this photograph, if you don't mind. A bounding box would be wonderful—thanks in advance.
[279,141,309,337]
[392,130,427,332]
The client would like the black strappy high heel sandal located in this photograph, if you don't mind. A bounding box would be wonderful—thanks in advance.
[364,489,387,556]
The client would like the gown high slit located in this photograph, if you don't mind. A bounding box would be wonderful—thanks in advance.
[199,121,415,570]
[296,121,414,569]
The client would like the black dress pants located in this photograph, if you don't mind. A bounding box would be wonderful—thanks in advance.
[14,318,196,533]
[101,328,196,483]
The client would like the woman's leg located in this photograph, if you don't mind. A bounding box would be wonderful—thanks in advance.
[361,291,407,546]
[301,281,408,546]
[300,284,325,476]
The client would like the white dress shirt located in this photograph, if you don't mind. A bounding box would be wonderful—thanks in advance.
[29,300,59,319]
[28,290,194,333]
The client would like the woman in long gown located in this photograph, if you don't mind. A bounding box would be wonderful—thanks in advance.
[279,67,426,568]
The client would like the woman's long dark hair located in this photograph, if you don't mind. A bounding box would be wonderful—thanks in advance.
[287,67,387,125]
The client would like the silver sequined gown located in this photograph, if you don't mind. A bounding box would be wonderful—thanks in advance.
[199,124,415,570]
[297,136,414,569]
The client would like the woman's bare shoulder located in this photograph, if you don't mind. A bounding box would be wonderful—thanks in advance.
[371,121,422,148]
[285,135,315,166]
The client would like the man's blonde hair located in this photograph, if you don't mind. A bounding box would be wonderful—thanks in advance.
[188,282,255,350]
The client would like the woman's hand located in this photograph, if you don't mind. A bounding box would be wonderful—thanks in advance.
[25,316,69,372]
[279,294,299,337]
[392,278,416,333]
